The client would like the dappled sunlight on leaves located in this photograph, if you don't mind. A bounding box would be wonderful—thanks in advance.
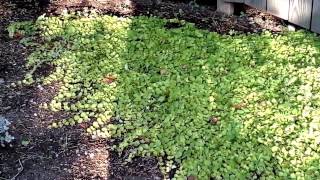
[9,13,320,179]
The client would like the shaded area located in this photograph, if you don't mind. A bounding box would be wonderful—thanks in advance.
[44,0,284,33]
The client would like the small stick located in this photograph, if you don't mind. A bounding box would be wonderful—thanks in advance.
[10,159,23,180]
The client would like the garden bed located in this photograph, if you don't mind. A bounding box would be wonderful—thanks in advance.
[2,0,319,179]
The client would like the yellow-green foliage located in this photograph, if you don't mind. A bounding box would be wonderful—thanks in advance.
[11,13,320,179]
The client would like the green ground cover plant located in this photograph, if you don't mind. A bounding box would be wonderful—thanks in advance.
[9,12,320,179]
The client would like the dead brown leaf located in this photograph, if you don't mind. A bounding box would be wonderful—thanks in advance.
[209,116,219,125]
[233,102,247,110]
[102,75,117,84]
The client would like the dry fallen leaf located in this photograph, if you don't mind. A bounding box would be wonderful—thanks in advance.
[187,175,198,180]
[102,75,117,84]
[233,102,247,110]
[160,68,168,75]
[14,32,23,39]
[209,116,219,125]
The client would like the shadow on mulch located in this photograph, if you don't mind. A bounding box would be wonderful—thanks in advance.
[46,0,285,34]
[0,0,286,179]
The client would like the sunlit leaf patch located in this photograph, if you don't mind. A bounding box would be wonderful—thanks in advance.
[10,13,320,179]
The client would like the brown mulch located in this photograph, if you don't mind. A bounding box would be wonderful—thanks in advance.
[47,0,285,34]
[0,0,286,179]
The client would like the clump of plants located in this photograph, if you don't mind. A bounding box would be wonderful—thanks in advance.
[9,12,320,179]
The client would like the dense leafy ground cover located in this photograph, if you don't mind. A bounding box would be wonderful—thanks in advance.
[9,13,320,179]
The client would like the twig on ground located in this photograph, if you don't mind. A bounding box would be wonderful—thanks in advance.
[10,159,23,180]
[0,159,23,180]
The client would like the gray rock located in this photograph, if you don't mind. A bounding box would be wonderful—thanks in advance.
[0,116,10,133]
[288,24,296,32]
